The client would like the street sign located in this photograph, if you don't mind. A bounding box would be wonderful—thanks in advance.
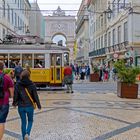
[125,52,131,58]
[113,53,119,59]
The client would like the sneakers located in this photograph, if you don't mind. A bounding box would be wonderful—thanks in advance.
[66,91,74,93]
[24,134,29,140]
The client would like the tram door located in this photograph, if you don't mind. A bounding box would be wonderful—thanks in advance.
[50,54,62,84]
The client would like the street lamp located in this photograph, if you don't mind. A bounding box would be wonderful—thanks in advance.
[26,27,30,36]
[105,6,112,19]
[105,1,132,19]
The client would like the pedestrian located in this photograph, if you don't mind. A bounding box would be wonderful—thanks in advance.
[0,61,14,140]
[25,63,31,74]
[64,63,74,93]
[80,64,86,81]
[85,65,90,80]
[14,61,23,82]
[12,70,41,140]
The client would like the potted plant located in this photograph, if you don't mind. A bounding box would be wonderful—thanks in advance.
[90,64,99,82]
[114,60,140,99]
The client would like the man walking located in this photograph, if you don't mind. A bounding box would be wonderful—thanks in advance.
[14,61,23,82]
[0,61,14,139]
[64,63,74,93]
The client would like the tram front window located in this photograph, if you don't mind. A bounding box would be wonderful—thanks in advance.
[56,54,62,66]
[34,54,45,68]
[64,53,69,66]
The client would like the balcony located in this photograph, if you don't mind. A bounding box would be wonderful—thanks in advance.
[106,41,128,54]
[89,48,106,57]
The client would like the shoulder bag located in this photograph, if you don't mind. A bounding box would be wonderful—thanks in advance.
[25,88,36,109]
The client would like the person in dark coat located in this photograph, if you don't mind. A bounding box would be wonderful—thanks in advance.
[13,70,41,140]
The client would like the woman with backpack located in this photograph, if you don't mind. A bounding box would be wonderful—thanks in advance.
[13,70,41,140]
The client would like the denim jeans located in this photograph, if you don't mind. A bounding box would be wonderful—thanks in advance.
[0,104,9,123]
[18,106,34,140]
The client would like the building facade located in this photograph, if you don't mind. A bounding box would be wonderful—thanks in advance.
[0,0,31,40]
[75,0,90,65]
[44,7,76,62]
[79,0,140,67]
[29,2,45,40]
[88,0,108,66]
[105,0,140,66]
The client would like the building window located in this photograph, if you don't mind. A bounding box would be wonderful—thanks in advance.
[94,41,95,51]
[112,0,116,18]
[98,37,100,49]
[15,13,17,26]
[104,34,107,48]
[7,4,10,21]
[101,16,103,27]
[118,25,121,43]
[96,39,97,50]
[124,0,129,7]
[3,28,5,39]
[118,0,125,13]
[101,36,103,48]
[18,16,20,27]
[112,29,116,45]
[18,0,20,7]
[108,32,111,47]
[124,22,128,42]
[11,9,14,24]
[2,0,5,17]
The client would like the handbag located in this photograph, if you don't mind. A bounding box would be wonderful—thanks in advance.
[25,88,37,109]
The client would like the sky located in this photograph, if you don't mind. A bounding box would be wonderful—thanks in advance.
[29,0,82,16]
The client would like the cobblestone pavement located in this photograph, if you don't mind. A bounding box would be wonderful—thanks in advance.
[3,90,140,140]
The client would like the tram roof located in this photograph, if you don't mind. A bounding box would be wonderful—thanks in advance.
[0,44,70,51]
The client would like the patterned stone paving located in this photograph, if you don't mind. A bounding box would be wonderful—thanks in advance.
[3,91,140,140]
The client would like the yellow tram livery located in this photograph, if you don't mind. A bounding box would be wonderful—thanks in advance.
[0,43,69,87]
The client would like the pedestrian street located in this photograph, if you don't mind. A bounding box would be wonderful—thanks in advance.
[3,88,140,140]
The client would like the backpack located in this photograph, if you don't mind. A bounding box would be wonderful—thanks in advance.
[15,66,23,77]
[0,73,5,99]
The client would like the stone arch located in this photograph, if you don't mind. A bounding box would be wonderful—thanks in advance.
[45,7,75,62]
[51,32,67,46]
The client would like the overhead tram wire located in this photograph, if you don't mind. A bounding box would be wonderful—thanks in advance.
[2,3,81,5]
[0,7,103,14]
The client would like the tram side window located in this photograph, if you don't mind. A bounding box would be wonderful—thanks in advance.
[9,54,20,68]
[0,54,8,68]
[34,54,45,68]
[22,54,32,68]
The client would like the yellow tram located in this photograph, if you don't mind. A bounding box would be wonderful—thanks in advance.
[0,43,69,87]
